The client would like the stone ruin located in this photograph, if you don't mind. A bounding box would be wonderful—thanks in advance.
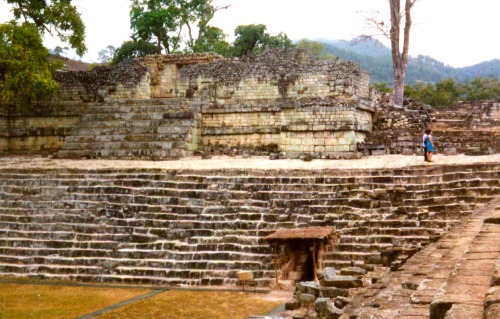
[0,49,499,319]
[1,49,374,159]
[1,49,498,159]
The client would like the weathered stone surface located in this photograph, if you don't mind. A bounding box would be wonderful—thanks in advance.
[314,298,344,319]
[320,275,363,288]
[285,298,301,310]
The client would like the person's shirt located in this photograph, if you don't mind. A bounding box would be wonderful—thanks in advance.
[422,133,428,147]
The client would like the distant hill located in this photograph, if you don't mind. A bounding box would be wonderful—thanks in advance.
[49,54,91,72]
[320,38,500,85]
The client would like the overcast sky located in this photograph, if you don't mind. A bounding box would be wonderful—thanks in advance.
[1,0,499,68]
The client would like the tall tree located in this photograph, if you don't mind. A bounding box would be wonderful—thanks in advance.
[129,0,228,54]
[6,0,87,56]
[111,40,158,64]
[296,39,325,58]
[0,22,60,107]
[360,0,418,105]
[231,24,293,57]
[389,0,418,106]
[97,45,116,63]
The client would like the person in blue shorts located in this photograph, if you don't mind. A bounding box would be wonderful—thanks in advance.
[424,129,435,162]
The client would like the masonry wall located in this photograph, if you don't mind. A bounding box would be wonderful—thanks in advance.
[364,100,500,156]
[2,103,85,154]
[1,50,375,157]
[53,61,151,102]
[177,49,373,156]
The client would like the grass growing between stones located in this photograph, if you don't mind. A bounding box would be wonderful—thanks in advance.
[97,290,284,319]
[0,283,151,319]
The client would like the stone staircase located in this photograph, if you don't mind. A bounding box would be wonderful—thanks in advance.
[341,195,500,319]
[57,99,200,160]
[0,164,498,287]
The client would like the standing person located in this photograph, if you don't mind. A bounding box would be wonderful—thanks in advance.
[422,129,428,161]
[425,129,435,162]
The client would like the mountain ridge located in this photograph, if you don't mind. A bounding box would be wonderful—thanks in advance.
[318,38,500,84]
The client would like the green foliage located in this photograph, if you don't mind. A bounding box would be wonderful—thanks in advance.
[190,25,230,56]
[97,45,116,63]
[6,0,87,56]
[231,24,293,57]
[404,77,500,107]
[404,79,461,107]
[130,0,228,54]
[97,45,116,64]
[295,39,324,58]
[0,22,59,108]
[130,0,180,54]
[372,82,392,94]
[462,77,500,102]
[111,40,158,64]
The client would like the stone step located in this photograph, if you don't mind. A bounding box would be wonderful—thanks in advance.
[63,132,192,144]
[339,235,431,245]
[57,149,187,160]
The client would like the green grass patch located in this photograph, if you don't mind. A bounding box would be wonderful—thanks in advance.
[0,283,151,319]
[97,290,284,319]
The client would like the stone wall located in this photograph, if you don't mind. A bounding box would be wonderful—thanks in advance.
[0,103,85,155]
[1,50,374,158]
[364,99,500,156]
[53,61,151,102]
[177,49,373,157]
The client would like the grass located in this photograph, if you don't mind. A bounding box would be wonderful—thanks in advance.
[95,290,283,319]
[0,283,151,319]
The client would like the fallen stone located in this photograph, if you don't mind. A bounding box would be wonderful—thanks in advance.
[321,275,363,288]
[315,297,344,319]
[320,287,349,298]
[334,296,351,309]
[340,266,366,276]
[285,298,300,310]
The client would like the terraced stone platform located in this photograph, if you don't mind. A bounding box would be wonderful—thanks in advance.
[340,195,500,319]
[0,155,498,290]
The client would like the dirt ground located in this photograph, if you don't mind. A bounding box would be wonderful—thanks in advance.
[0,153,498,171]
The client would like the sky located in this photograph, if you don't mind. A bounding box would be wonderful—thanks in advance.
[1,0,499,68]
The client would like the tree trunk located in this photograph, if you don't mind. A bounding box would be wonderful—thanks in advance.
[389,0,415,106]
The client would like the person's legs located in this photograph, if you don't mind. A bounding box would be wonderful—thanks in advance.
[427,152,433,162]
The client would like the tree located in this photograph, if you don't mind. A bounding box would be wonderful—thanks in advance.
[404,79,461,107]
[97,45,116,63]
[181,0,230,52]
[296,39,325,58]
[111,40,158,64]
[389,0,418,106]
[231,24,293,57]
[361,0,418,105]
[0,22,60,108]
[51,45,68,56]
[190,25,230,56]
[129,0,228,54]
[463,77,500,102]
[6,0,87,56]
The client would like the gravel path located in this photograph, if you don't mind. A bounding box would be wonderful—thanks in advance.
[0,154,498,171]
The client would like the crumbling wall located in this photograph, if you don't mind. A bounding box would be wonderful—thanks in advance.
[180,49,373,157]
[138,53,224,98]
[53,61,150,102]
[1,50,375,158]
[363,99,500,156]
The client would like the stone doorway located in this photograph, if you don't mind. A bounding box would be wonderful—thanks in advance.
[265,227,337,285]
